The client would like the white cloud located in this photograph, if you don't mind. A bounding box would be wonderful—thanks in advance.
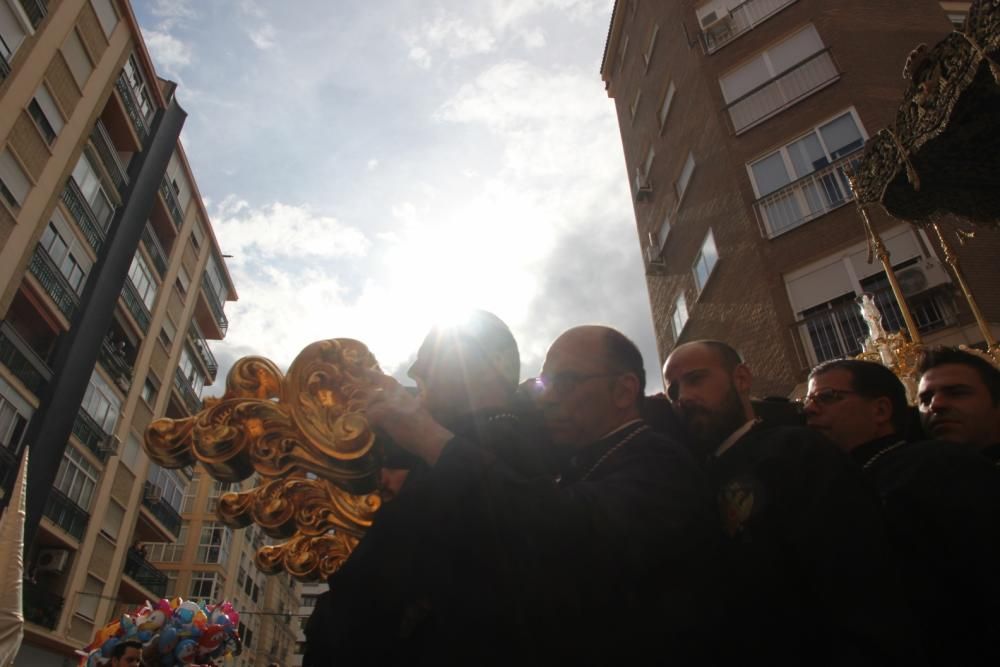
[248,24,277,50]
[150,0,196,25]
[144,30,193,78]
[408,46,432,69]
[519,27,547,49]
[405,14,496,66]
[366,159,379,171]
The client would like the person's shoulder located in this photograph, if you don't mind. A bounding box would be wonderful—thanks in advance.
[629,424,700,465]
[743,423,839,456]
[893,438,1000,481]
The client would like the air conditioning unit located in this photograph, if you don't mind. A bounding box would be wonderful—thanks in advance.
[36,548,70,574]
[144,486,162,504]
[98,435,120,457]
[897,260,951,296]
[634,168,652,201]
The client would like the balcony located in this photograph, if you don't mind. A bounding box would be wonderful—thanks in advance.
[189,324,218,380]
[0,52,10,82]
[124,549,168,598]
[726,49,839,135]
[17,0,47,29]
[90,120,129,193]
[201,285,229,336]
[0,321,51,396]
[699,0,798,54]
[97,335,133,392]
[121,278,152,332]
[28,245,80,320]
[0,445,16,503]
[61,179,106,253]
[71,408,112,462]
[173,367,202,415]
[23,579,63,630]
[753,151,863,238]
[159,178,185,229]
[115,74,149,142]
[43,487,89,541]
[142,481,182,537]
[791,284,955,369]
[141,224,169,277]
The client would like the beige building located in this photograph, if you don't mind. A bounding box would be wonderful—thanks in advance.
[0,0,246,664]
[291,581,325,666]
[601,0,999,395]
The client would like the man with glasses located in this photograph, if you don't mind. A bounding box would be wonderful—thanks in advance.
[806,358,1000,666]
[663,340,922,667]
[368,325,720,664]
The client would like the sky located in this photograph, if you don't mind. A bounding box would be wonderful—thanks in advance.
[133,0,663,393]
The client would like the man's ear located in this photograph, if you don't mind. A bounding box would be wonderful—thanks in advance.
[872,396,894,428]
[732,363,753,395]
[615,373,641,409]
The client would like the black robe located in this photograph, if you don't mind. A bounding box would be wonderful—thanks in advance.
[981,441,1000,468]
[852,435,1000,666]
[707,423,925,667]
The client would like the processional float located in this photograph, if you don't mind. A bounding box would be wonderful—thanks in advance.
[143,0,1000,582]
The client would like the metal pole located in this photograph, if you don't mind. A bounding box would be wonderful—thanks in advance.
[857,205,923,344]
[931,222,999,356]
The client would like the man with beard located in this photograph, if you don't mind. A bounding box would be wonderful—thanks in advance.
[368,325,720,664]
[663,341,924,667]
[917,346,1000,466]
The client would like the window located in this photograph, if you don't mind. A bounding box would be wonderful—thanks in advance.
[128,252,157,309]
[179,347,205,396]
[191,222,205,249]
[642,145,655,179]
[148,463,185,513]
[100,500,124,540]
[182,476,200,513]
[656,211,671,251]
[165,571,178,598]
[90,0,119,37]
[643,24,659,69]
[658,81,676,130]
[749,109,866,236]
[176,266,190,296]
[671,293,689,339]
[40,219,87,293]
[28,85,64,145]
[197,521,232,564]
[0,394,28,451]
[120,432,141,470]
[122,54,155,122]
[0,148,30,209]
[693,230,719,293]
[75,576,103,620]
[204,255,228,305]
[190,572,224,600]
[146,525,188,563]
[54,446,99,510]
[720,25,825,102]
[61,29,93,89]
[207,480,230,513]
[947,13,967,29]
[302,595,318,608]
[141,375,158,404]
[71,153,114,229]
[81,370,120,434]
[629,88,642,120]
[0,1,28,61]
[617,34,630,72]
[675,152,696,203]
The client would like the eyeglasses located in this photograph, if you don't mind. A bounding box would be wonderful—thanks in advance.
[802,388,859,407]
[527,371,622,398]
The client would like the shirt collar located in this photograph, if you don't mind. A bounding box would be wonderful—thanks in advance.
[714,418,759,458]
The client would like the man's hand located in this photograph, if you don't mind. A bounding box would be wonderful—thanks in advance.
[366,372,454,465]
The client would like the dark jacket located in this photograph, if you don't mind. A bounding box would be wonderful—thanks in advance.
[981,442,1000,467]
[852,435,1000,666]
[707,423,925,667]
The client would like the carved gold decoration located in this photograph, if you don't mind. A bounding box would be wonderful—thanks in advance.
[144,338,386,581]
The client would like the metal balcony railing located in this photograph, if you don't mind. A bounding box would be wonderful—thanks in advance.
[160,178,184,228]
[43,487,89,541]
[115,74,149,142]
[17,0,47,28]
[791,284,955,369]
[121,278,152,332]
[202,285,229,336]
[0,321,51,396]
[699,0,797,54]
[71,408,113,462]
[726,49,839,134]
[61,178,106,253]
[23,579,63,629]
[141,224,169,277]
[173,367,202,415]
[28,245,80,319]
[98,336,133,392]
[189,324,218,380]
[124,549,168,597]
[753,151,863,238]
[142,481,182,536]
[90,120,129,193]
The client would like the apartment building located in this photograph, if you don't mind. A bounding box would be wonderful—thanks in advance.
[291,581,326,667]
[0,1,238,664]
[601,0,1000,395]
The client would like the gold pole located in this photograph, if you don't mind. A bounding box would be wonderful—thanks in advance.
[857,205,923,344]
[931,222,998,353]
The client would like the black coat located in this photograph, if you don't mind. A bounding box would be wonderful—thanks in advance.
[852,435,1000,666]
[707,423,925,667]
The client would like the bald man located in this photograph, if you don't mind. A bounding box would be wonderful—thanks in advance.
[664,341,924,667]
[369,325,720,664]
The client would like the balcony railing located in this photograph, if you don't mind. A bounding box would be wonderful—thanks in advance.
[0,445,17,503]
[0,52,11,82]
[0,321,51,395]
[173,367,202,415]
[98,336,133,392]
[23,579,63,630]
[160,178,184,228]
[28,245,80,319]
[202,285,229,336]
[141,224,169,277]
[121,278,152,332]
[792,284,955,369]
[43,487,89,541]
[72,408,113,462]
[124,549,168,597]
[699,0,797,54]
[17,0,47,28]
[189,324,218,380]
[91,120,129,193]
[142,481,182,536]
[61,179,106,253]
[726,49,839,134]
[754,151,863,238]
[115,74,149,142]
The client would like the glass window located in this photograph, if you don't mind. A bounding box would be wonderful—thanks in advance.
[76,576,103,620]
[204,256,228,304]
[71,153,114,229]
[123,54,155,122]
[197,521,232,564]
[120,432,141,470]
[0,395,28,451]
[61,29,93,88]
[30,85,64,143]
[148,463,185,512]
[0,148,30,209]
[676,152,696,202]
[90,0,119,37]
[100,501,124,540]
[629,89,641,119]
[81,370,120,434]
[643,24,659,67]
[719,25,823,102]
[693,230,720,293]
[147,525,187,563]
[642,145,655,177]
[190,572,224,600]
[671,293,689,339]
[0,2,27,60]
[818,113,864,159]
[658,81,676,128]
[54,446,99,510]
[128,252,157,309]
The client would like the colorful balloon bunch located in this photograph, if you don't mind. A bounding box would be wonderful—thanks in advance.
[77,597,242,667]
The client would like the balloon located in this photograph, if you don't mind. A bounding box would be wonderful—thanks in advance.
[174,638,198,665]
[158,625,180,655]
